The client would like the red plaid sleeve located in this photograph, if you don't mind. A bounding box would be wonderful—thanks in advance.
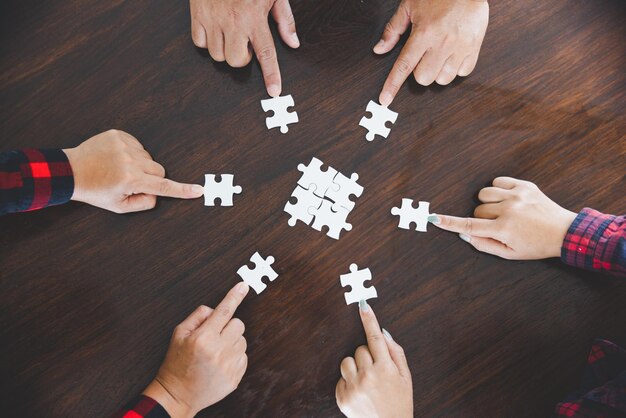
[555,339,626,417]
[0,148,74,215]
[561,208,626,277]
[111,395,170,418]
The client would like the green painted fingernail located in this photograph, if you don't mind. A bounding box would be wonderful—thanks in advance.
[382,328,393,341]
[427,215,440,225]
[359,300,369,312]
[459,233,471,243]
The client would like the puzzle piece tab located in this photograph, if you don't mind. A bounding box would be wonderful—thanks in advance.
[261,94,299,133]
[340,264,377,305]
[204,174,242,206]
[284,186,323,227]
[325,172,363,211]
[297,157,338,198]
[237,252,278,294]
[391,199,430,231]
[309,200,352,240]
[359,100,398,141]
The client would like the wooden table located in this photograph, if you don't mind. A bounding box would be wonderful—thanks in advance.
[1,1,625,416]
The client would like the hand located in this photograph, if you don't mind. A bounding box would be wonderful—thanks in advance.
[143,282,250,418]
[63,130,203,213]
[189,0,300,97]
[376,0,489,105]
[431,177,578,260]
[336,301,413,418]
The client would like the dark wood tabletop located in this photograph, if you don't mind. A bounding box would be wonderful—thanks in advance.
[1,1,625,417]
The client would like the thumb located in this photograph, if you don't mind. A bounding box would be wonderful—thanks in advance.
[460,235,515,259]
[382,328,411,377]
[271,0,300,48]
[374,3,411,54]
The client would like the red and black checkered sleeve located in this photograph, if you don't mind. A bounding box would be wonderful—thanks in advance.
[0,148,74,216]
[111,395,170,418]
[561,208,626,277]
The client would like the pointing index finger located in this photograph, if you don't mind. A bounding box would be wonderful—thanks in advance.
[379,33,426,105]
[359,301,390,363]
[251,26,281,97]
[140,175,204,199]
[203,282,250,333]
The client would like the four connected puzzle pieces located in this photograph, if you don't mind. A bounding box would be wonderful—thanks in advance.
[359,100,398,141]
[284,157,363,240]
[261,94,299,134]
[340,263,378,305]
[237,252,278,294]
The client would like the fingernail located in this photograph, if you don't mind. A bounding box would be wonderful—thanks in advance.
[359,300,369,312]
[236,282,249,294]
[192,185,204,196]
[380,92,392,106]
[427,215,440,225]
[459,233,471,243]
[292,33,300,47]
[382,328,393,341]
[374,39,384,51]
[268,84,280,97]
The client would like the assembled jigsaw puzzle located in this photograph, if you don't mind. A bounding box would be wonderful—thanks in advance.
[237,252,278,294]
[261,94,299,133]
[391,199,431,231]
[340,263,378,305]
[359,100,398,141]
[204,174,242,206]
[284,157,363,240]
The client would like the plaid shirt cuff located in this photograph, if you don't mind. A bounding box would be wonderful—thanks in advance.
[111,395,170,418]
[0,148,74,215]
[561,208,626,277]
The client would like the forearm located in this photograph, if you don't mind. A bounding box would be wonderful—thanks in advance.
[0,148,74,216]
[561,208,626,277]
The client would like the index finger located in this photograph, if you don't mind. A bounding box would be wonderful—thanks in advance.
[202,282,250,332]
[359,301,390,362]
[251,26,281,97]
[139,175,204,199]
[379,32,426,106]
[433,214,499,239]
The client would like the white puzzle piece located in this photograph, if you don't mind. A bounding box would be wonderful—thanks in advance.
[204,174,242,206]
[359,100,398,141]
[325,172,364,211]
[284,186,323,227]
[340,264,377,305]
[237,252,278,294]
[309,200,352,240]
[261,94,299,133]
[297,157,338,197]
[391,199,430,231]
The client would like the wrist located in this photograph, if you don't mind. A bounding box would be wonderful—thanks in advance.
[143,378,196,418]
[551,209,578,257]
[62,147,81,202]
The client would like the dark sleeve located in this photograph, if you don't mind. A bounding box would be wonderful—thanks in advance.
[110,395,170,418]
[0,148,74,216]
[554,339,626,417]
[561,208,626,277]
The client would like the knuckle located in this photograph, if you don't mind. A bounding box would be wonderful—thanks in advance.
[395,58,413,75]
[384,21,396,34]
[415,72,434,86]
[231,318,245,334]
[258,45,275,61]
[216,305,233,318]
[158,178,171,195]
[465,218,473,235]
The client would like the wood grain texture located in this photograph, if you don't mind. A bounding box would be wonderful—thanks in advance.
[1,1,625,417]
